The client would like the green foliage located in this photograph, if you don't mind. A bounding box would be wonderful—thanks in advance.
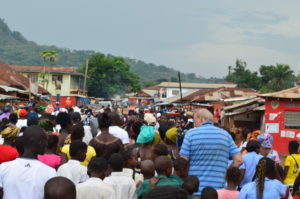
[84,53,141,98]
[40,50,58,64]
[225,59,261,90]
[226,59,297,92]
[170,77,178,82]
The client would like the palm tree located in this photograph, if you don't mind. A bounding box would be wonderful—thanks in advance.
[39,50,58,89]
[269,64,295,91]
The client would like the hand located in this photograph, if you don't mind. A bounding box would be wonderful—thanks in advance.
[150,176,162,188]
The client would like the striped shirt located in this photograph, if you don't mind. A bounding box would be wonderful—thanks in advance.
[180,121,240,195]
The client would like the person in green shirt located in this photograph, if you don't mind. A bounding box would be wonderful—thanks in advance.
[137,156,182,199]
[170,157,189,185]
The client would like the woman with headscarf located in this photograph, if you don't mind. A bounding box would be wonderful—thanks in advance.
[164,120,179,160]
[257,133,280,164]
[0,126,19,163]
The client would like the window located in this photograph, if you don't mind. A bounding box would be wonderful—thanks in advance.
[28,73,38,83]
[172,90,179,96]
[52,75,63,90]
[284,111,300,129]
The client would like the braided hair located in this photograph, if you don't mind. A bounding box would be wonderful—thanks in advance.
[255,157,276,199]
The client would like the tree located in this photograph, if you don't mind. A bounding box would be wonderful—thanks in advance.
[84,53,141,98]
[170,77,178,82]
[39,50,58,89]
[259,64,296,92]
[225,59,261,90]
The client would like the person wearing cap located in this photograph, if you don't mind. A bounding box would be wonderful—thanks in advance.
[16,109,28,130]
[0,126,19,163]
[164,120,179,160]
[257,133,280,164]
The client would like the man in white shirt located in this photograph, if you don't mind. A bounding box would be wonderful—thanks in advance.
[97,113,129,145]
[57,141,89,185]
[0,125,57,199]
[77,157,116,199]
[104,154,137,199]
[44,176,76,199]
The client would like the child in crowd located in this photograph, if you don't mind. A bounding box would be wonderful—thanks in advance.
[151,143,168,161]
[61,124,96,167]
[76,157,116,199]
[57,141,89,184]
[257,133,280,164]
[239,157,287,199]
[141,160,155,180]
[171,157,189,185]
[104,153,137,199]
[217,166,242,199]
[240,140,263,187]
[122,145,143,185]
[202,187,218,199]
[284,141,300,185]
[38,135,61,169]
[182,176,200,199]
[143,186,188,199]
[137,156,182,199]
[44,177,76,199]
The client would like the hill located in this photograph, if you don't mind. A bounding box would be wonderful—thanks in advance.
[0,18,224,86]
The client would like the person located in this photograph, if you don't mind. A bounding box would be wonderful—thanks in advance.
[165,120,179,160]
[257,133,280,164]
[71,112,93,145]
[76,157,116,199]
[141,160,155,180]
[104,153,137,199]
[61,124,96,167]
[202,187,218,199]
[0,125,19,163]
[217,166,242,199]
[238,157,287,199]
[171,157,189,184]
[143,186,188,199]
[0,125,57,199]
[38,134,61,169]
[57,141,89,184]
[56,112,73,147]
[44,176,76,199]
[97,112,129,145]
[180,109,242,194]
[89,113,124,160]
[283,141,300,185]
[122,146,143,184]
[16,109,28,129]
[182,176,200,199]
[240,140,263,187]
[137,156,182,199]
[151,143,169,161]
[38,118,54,134]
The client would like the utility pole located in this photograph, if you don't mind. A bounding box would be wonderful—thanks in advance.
[83,59,89,96]
[178,71,183,103]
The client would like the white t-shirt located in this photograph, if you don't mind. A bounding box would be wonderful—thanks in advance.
[97,126,129,144]
[16,119,27,129]
[57,160,89,185]
[0,158,57,199]
[104,172,137,199]
[83,126,93,145]
[76,177,116,199]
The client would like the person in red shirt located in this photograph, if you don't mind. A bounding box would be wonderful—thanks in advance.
[0,125,19,164]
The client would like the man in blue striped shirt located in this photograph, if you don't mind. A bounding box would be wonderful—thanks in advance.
[180,109,242,196]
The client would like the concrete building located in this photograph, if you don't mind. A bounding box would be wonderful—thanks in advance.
[9,65,85,96]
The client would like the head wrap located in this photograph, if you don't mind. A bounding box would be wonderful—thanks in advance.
[19,109,28,117]
[144,113,156,125]
[45,105,54,114]
[166,127,178,144]
[1,126,19,139]
[40,106,46,111]
[257,133,273,148]
[38,119,53,132]
[136,126,155,144]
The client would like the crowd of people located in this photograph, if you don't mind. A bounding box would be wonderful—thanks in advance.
[0,103,300,199]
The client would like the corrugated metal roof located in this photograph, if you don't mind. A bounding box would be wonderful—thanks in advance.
[224,97,264,111]
[0,94,18,101]
[0,85,26,93]
[158,82,237,89]
[259,86,300,99]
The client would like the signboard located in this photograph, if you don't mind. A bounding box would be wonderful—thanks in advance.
[265,123,279,133]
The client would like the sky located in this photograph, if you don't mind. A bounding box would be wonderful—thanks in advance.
[0,0,300,77]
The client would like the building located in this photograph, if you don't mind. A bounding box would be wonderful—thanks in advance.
[9,65,85,96]
[259,86,300,154]
[158,82,237,99]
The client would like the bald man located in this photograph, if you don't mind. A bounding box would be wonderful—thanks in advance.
[141,160,155,180]
[180,108,242,195]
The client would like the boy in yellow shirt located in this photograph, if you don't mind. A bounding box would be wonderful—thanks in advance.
[284,141,300,185]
